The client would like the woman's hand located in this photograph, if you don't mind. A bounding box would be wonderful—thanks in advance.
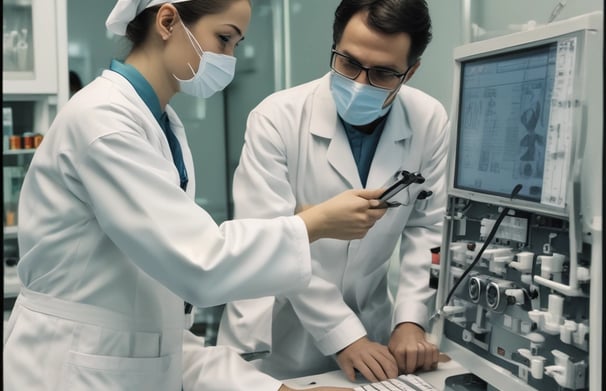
[297,189,387,242]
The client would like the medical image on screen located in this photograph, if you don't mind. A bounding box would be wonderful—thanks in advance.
[455,43,558,202]
[518,82,546,178]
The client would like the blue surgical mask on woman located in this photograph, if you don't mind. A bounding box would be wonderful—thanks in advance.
[329,71,393,126]
[174,21,236,99]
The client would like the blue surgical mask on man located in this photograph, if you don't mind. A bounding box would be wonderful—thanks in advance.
[174,21,236,99]
[329,71,393,126]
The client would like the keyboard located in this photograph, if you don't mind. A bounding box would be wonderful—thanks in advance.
[354,373,437,391]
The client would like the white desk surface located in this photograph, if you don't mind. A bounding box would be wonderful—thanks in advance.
[283,359,469,390]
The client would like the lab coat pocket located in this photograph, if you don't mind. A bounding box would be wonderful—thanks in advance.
[410,186,432,211]
[415,197,429,211]
[60,350,178,391]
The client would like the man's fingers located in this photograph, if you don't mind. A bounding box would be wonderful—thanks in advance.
[342,364,357,382]
[367,350,398,381]
[356,362,379,383]
[416,342,427,371]
[404,347,418,374]
[377,350,399,379]
[428,344,439,370]
[354,188,386,200]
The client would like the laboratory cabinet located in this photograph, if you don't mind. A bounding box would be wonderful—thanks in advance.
[3,0,69,302]
[3,0,67,94]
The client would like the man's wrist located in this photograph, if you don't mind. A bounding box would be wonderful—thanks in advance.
[394,321,424,332]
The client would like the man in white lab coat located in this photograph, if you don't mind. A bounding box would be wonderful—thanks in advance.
[218,0,450,383]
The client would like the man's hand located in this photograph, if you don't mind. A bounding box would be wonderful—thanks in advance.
[388,322,439,374]
[336,336,398,382]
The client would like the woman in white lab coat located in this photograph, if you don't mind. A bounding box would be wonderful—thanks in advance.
[2,1,386,390]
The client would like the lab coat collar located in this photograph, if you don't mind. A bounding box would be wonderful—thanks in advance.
[309,73,414,189]
[366,88,414,189]
[109,60,163,122]
[100,69,196,198]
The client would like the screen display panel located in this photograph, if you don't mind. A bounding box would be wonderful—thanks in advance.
[454,38,577,208]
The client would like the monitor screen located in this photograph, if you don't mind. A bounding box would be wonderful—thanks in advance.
[454,37,578,209]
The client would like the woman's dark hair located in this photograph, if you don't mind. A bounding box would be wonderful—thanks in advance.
[125,0,245,49]
[69,70,83,93]
[332,0,432,67]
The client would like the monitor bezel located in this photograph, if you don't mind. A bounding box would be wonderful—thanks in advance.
[447,19,593,219]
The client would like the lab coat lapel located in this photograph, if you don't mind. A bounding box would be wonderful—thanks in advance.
[105,70,173,163]
[107,71,191,197]
[310,74,362,188]
[326,124,362,188]
[366,98,413,189]
[166,106,196,198]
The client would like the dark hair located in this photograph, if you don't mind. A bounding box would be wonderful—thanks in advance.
[69,70,83,93]
[333,0,432,66]
[125,0,246,49]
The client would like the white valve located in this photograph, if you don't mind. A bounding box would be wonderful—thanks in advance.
[510,251,534,273]
[482,247,513,261]
[543,294,564,334]
[530,356,546,379]
[489,255,512,275]
[441,305,466,317]
[527,294,564,335]
[560,320,577,344]
[572,323,589,348]
[505,288,525,305]
[527,309,544,328]
[527,332,545,355]
[539,253,566,281]
[545,349,586,389]
[516,347,546,379]
[576,266,590,282]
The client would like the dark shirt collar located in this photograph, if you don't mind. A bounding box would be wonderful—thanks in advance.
[109,59,164,124]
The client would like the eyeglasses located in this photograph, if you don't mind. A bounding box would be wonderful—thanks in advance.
[330,49,411,90]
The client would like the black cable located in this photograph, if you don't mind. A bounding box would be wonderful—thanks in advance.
[443,184,523,307]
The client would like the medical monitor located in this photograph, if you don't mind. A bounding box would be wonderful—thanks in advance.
[435,11,603,391]
[448,12,602,218]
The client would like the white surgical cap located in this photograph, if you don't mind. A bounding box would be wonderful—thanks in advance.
[106,0,189,36]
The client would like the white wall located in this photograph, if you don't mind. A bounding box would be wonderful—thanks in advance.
[410,0,604,114]
[66,0,603,224]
